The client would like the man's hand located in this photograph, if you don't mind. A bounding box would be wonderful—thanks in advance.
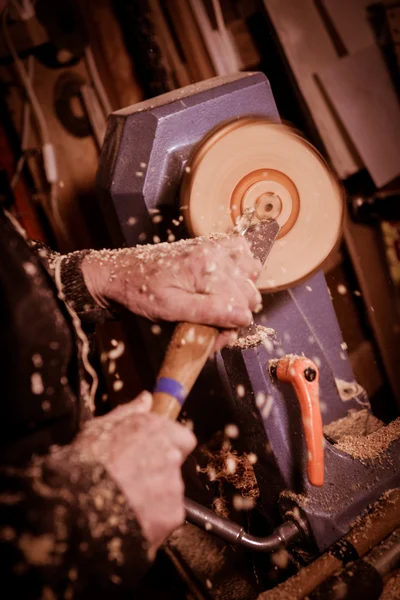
[82,392,196,557]
[81,235,262,348]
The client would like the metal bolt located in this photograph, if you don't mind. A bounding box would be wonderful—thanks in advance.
[304,367,317,382]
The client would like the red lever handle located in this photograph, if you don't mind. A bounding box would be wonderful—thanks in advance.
[273,355,324,487]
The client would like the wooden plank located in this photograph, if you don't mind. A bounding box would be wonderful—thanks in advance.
[227,19,261,69]
[317,45,400,188]
[264,0,362,179]
[350,340,384,399]
[80,0,143,110]
[149,0,191,88]
[165,0,215,82]
[322,0,375,53]
[344,215,400,406]
[189,0,231,75]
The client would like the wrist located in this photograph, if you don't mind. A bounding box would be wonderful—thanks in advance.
[81,251,112,309]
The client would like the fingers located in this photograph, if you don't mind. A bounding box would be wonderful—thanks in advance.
[214,236,263,282]
[180,290,253,329]
[235,256,262,282]
[131,390,153,414]
[241,278,263,312]
[162,419,197,458]
[106,409,196,462]
[213,329,238,353]
[95,391,153,427]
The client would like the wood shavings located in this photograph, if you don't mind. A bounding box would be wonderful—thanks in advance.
[312,356,321,368]
[224,424,239,439]
[108,341,125,360]
[232,495,255,511]
[261,395,274,420]
[112,380,124,393]
[107,537,124,565]
[225,457,237,474]
[229,324,276,349]
[256,391,266,407]
[334,417,400,461]
[32,353,43,368]
[335,379,366,403]
[23,261,38,276]
[324,408,383,443]
[271,549,290,570]
[247,453,258,465]
[18,533,56,566]
[31,372,44,395]
[236,384,245,397]
[279,489,309,507]
[199,443,259,518]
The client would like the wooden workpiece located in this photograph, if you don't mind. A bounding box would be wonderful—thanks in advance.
[182,119,344,292]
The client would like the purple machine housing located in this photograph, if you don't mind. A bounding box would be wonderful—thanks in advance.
[97,72,400,552]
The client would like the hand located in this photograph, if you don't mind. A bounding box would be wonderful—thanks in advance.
[81,235,262,349]
[82,392,196,557]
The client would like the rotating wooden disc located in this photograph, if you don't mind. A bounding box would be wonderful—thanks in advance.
[181,118,344,291]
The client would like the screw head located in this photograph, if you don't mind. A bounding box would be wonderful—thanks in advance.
[304,367,317,382]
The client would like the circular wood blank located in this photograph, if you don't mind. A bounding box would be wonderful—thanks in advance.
[181,118,343,291]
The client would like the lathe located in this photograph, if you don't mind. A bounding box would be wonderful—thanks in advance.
[97,72,400,598]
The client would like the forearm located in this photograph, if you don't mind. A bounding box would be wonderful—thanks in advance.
[0,443,151,598]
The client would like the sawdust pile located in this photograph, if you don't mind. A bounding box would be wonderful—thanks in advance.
[333,416,400,461]
[229,324,276,349]
[323,408,383,443]
[279,490,309,507]
[199,439,260,517]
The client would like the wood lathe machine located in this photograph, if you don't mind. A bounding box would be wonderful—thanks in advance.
[97,73,400,598]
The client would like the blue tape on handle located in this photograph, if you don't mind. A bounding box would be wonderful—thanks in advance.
[154,377,187,406]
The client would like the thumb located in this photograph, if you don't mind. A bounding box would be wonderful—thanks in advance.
[130,390,153,414]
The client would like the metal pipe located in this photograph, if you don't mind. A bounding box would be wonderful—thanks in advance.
[184,497,305,552]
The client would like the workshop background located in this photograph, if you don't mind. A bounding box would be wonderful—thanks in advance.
[1,0,400,419]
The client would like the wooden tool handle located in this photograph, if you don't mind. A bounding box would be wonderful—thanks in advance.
[152,322,218,419]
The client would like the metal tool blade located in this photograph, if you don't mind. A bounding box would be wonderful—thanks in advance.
[238,218,280,337]
[241,218,280,264]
